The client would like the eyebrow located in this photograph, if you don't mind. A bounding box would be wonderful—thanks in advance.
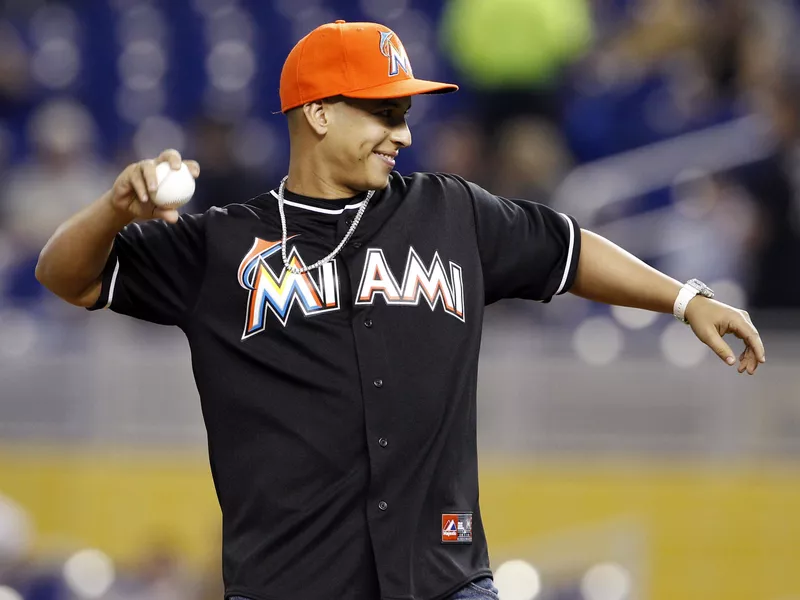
[378,100,412,111]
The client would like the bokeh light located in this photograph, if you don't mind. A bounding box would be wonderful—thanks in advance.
[31,39,80,89]
[29,3,79,45]
[611,305,660,330]
[118,41,167,91]
[359,0,409,21]
[63,549,115,599]
[116,85,166,124]
[116,5,167,45]
[573,316,624,365]
[206,41,256,92]
[229,118,280,170]
[581,562,631,600]
[133,116,186,159]
[0,587,23,600]
[0,310,39,359]
[205,5,255,45]
[0,494,32,562]
[494,559,542,600]
[709,279,746,311]
[660,320,708,368]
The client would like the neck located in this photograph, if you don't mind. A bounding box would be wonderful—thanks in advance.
[286,151,361,199]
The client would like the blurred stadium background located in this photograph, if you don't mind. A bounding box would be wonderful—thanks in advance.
[0,0,799,598]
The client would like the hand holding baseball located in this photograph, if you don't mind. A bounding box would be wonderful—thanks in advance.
[110,148,200,224]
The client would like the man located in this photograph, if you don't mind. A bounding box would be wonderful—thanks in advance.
[36,20,765,600]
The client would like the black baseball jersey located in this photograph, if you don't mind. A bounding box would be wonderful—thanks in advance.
[89,172,581,600]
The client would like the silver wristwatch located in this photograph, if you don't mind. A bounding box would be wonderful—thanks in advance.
[673,278,714,324]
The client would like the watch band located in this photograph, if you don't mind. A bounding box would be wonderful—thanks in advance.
[673,284,700,324]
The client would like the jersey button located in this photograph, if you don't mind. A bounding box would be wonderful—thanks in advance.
[345,218,353,227]
[378,501,388,511]
[364,319,373,328]
[378,438,388,447]
[352,242,362,249]
[373,379,383,388]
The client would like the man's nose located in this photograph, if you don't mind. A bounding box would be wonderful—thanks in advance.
[391,122,412,148]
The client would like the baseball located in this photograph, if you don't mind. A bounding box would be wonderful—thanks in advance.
[153,161,195,208]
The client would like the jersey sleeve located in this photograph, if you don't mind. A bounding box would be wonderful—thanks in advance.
[87,213,207,326]
[449,175,581,304]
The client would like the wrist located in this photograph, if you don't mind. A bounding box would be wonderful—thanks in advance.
[683,295,710,324]
[673,279,715,324]
[102,190,135,229]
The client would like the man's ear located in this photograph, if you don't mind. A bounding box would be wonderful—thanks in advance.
[302,101,330,135]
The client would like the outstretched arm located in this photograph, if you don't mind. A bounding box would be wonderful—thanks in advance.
[570,229,766,374]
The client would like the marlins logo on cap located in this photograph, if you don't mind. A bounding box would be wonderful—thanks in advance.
[379,31,412,77]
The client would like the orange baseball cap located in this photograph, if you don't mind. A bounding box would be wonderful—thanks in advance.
[280,20,458,113]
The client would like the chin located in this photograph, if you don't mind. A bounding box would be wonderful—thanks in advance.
[366,172,392,190]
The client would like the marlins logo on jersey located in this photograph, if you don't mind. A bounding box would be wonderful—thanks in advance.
[237,237,340,339]
[238,238,465,339]
[379,30,412,77]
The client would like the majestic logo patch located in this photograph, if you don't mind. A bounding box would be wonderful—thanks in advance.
[379,30,412,77]
[237,237,339,339]
[442,513,472,544]
[356,247,464,322]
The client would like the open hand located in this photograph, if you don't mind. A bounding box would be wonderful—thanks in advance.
[110,148,200,224]
[684,297,766,374]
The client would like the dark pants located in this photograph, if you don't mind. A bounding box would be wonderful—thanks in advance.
[229,575,499,599]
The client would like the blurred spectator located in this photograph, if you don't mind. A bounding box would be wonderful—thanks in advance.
[422,117,487,184]
[0,98,115,307]
[725,1,800,310]
[731,100,800,310]
[187,116,273,212]
[490,116,574,202]
[440,0,592,130]
[659,170,758,287]
[0,19,31,112]
[562,0,742,162]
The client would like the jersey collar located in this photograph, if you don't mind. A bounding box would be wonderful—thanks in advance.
[269,189,370,215]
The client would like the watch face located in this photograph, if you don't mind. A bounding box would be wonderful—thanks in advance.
[688,279,714,298]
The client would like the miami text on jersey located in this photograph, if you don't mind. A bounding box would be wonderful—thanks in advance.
[238,239,465,339]
[356,248,464,322]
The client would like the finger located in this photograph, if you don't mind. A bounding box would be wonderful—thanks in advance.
[184,160,200,178]
[698,327,736,365]
[747,347,759,375]
[130,165,149,203]
[738,347,754,374]
[728,319,766,363]
[157,148,183,170]
[141,159,158,194]
[114,163,136,194]
[743,344,762,375]
[154,207,179,223]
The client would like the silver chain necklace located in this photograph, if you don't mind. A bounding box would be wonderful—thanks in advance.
[277,176,374,275]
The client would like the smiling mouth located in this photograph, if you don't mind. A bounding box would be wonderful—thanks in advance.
[373,152,396,167]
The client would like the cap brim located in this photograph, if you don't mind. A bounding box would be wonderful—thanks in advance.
[342,78,458,101]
